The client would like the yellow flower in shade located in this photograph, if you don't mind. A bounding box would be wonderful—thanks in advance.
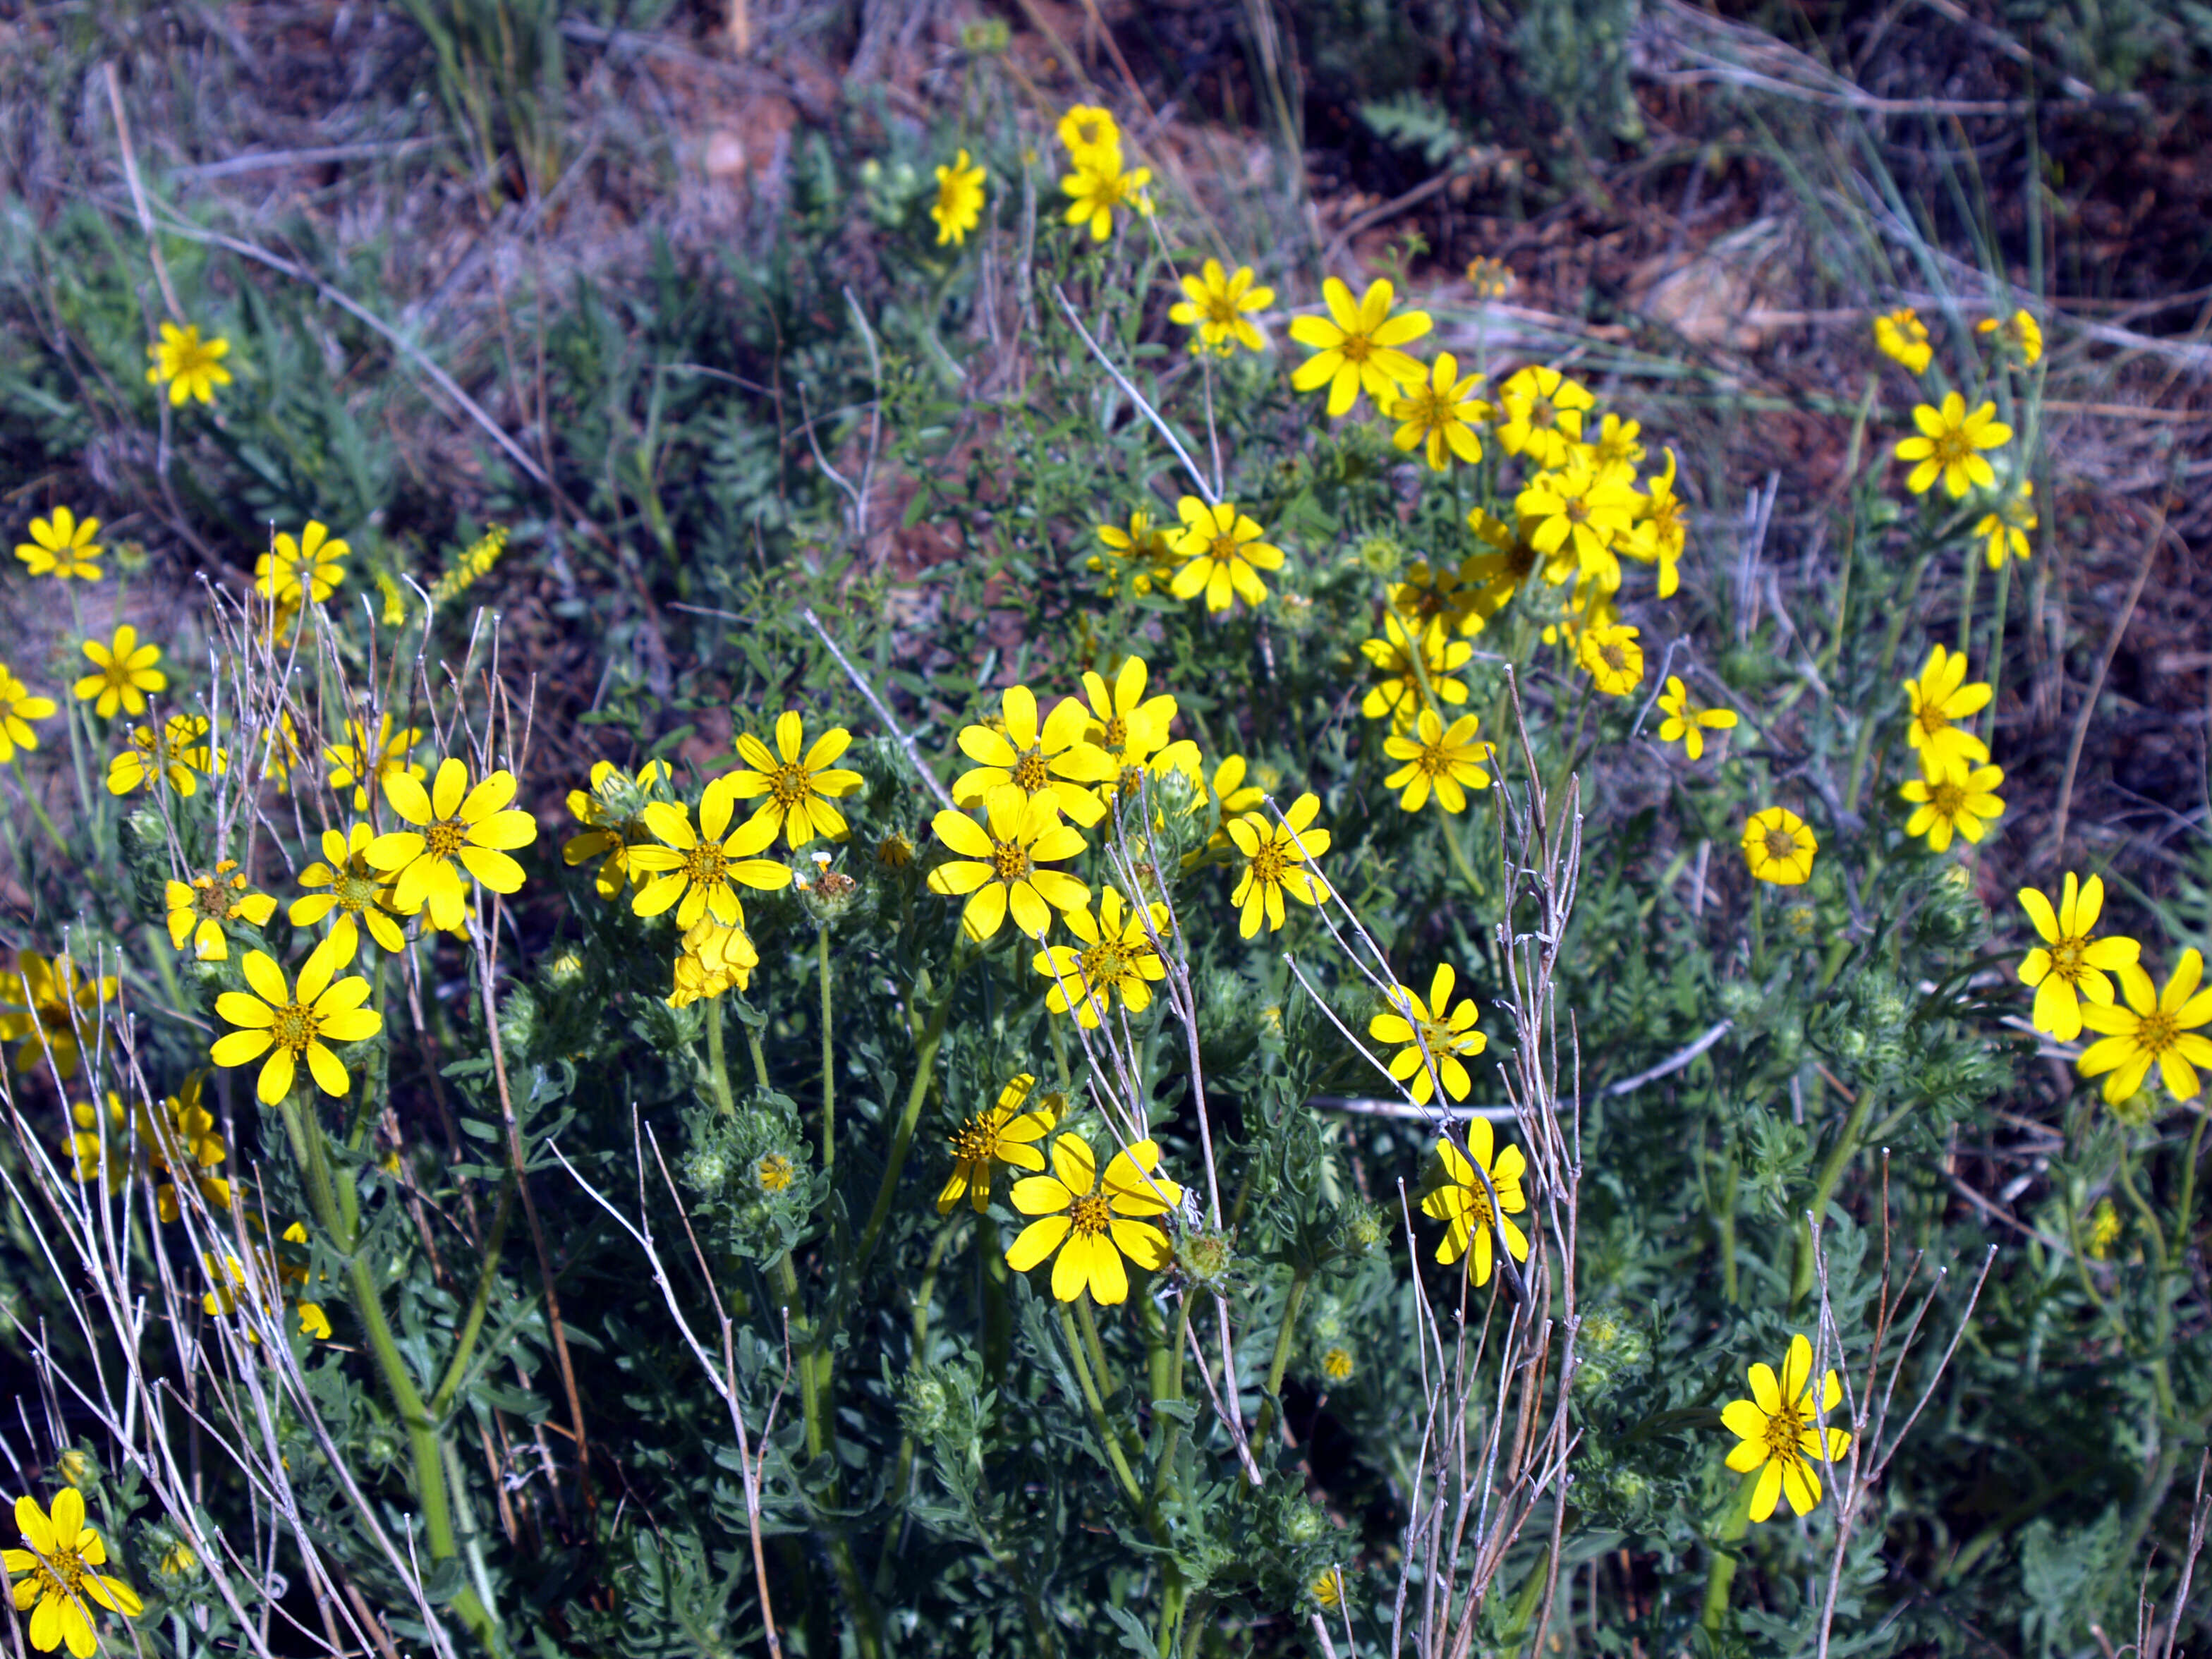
[211,934,382,1104]
[1061,147,1152,240]
[1742,807,1816,886]
[1466,255,1513,299]
[1360,612,1471,727]
[1656,676,1737,759]
[1721,1334,1853,1523]
[954,684,1115,827]
[1,954,117,1081]
[1902,643,1992,776]
[928,784,1090,942]
[1579,623,1644,696]
[164,862,277,961]
[146,322,233,406]
[1387,557,1481,636]
[1320,1349,1354,1382]
[1369,964,1488,1104]
[1382,708,1491,813]
[1389,353,1489,470]
[1090,509,1180,598]
[1077,656,1192,808]
[202,1221,329,1342]
[1976,482,2036,569]
[1977,308,2043,365]
[72,626,164,718]
[1895,392,2012,498]
[1420,1124,1528,1283]
[1006,1132,1181,1304]
[1057,105,1120,156]
[324,712,425,811]
[930,149,985,245]
[1901,760,2005,852]
[1227,792,1331,937]
[1035,886,1169,1028]
[628,777,791,930]
[14,508,102,581]
[291,824,412,958]
[667,916,760,1008]
[367,756,540,932]
[562,760,674,897]
[729,712,865,849]
[1289,278,1432,418]
[1872,308,1932,374]
[2017,873,2141,1041]
[68,1076,231,1222]
[254,521,348,606]
[1169,496,1286,614]
[1627,447,1687,598]
[1519,461,1640,589]
[1184,753,1269,868]
[1311,1567,1347,1612]
[3,1488,142,1657]
[1494,365,1595,468]
[1464,506,1545,620]
[938,1071,1059,1214]
[2086,1198,2121,1258]
[0,665,57,763]
[107,716,221,798]
[2078,951,2212,1106]
[1170,260,1274,356]
[1581,412,1646,474]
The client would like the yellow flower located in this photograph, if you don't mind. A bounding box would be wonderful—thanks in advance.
[72,625,164,718]
[928,784,1089,942]
[210,934,383,1104]
[1227,791,1330,938]
[1057,105,1120,156]
[1006,1132,1181,1305]
[1076,655,1191,808]
[1655,676,1737,759]
[429,525,509,605]
[3,1488,142,1657]
[1902,643,1992,777]
[2017,873,2140,1042]
[1,954,117,1081]
[1466,255,1514,298]
[366,756,540,931]
[202,1220,329,1342]
[1169,496,1286,613]
[628,777,791,930]
[1581,412,1646,473]
[1369,963,1488,1104]
[1464,506,1545,620]
[1320,1349,1354,1382]
[1090,509,1181,597]
[954,684,1114,827]
[1381,708,1491,813]
[1977,308,2043,365]
[1170,259,1274,356]
[164,861,277,961]
[107,715,220,797]
[1386,557,1481,636]
[562,760,674,897]
[1720,1334,1852,1523]
[1742,806,1816,886]
[1311,1566,1347,1611]
[1627,447,1687,597]
[253,521,348,607]
[1895,391,2012,497]
[1035,885,1169,1028]
[291,824,412,959]
[0,665,57,763]
[14,508,102,581]
[1061,147,1152,240]
[1388,353,1488,470]
[2086,1198,2121,1259]
[1901,760,2005,852]
[145,322,233,406]
[938,1071,1059,1214]
[1289,278,1431,418]
[1976,482,2036,569]
[1184,753,1268,868]
[1360,612,1471,727]
[729,712,865,849]
[2078,950,2212,1106]
[755,1153,794,1193]
[324,712,425,811]
[68,1076,231,1222]
[1494,364,1594,468]
[1519,461,1640,590]
[1578,622,1643,696]
[930,148,986,245]
[667,916,760,1007]
[1872,308,1932,374]
[1419,1124,1528,1283]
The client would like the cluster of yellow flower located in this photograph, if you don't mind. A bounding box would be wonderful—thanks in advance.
[1876,305,2039,568]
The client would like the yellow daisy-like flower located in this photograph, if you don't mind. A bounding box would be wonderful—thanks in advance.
[1169,496,1286,614]
[1872,308,1932,374]
[562,759,674,897]
[1386,557,1482,636]
[68,1076,231,1222]
[1077,655,1192,808]
[291,823,412,959]
[1976,482,2036,569]
[255,521,349,606]
[1320,1349,1354,1383]
[938,1071,1059,1214]
[1581,412,1645,474]
[1035,885,1168,1028]
[1289,278,1432,418]
[1227,791,1331,938]
[1578,622,1644,697]
[1742,806,1817,886]
[1464,506,1546,621]
[164,861,277,961]
[628,777,791,930]
[1,953,117,1081]
[3,1488,142,1658]
[0,664,58,764]
[729,711,865,849]
[1977,308,2043,365]
[954,683,1114,827]
[1057,104,1120,157]
[1006,1132,1181,1305]
[1184,753,1270,868]
[1895,391,2012,498]
[367,756,540,932]
[1312,1567,1347,1610]
[2017,873,2141,1042]
[667,916,760,1008]
[107,715,221,797]
[2086,1198,2121,1259]
[1494,365,1595,469]
[1655,676,1737,759]
[1381,708,1491,813]
[1389,353,1489,470]
[2078,951,2212,1107]
[1902,643,1992,777]
[928,784,1090,943]
[146,322,233,407]
[1170,259,1274,356]
[1720,1334,1853,1523]
[1370,963,1488,1104]
[202,1220,329,1342]
[1419,1124,1528,1284]
[1061,147,1152,240]
[324,712,425,811]
[1901,760,2005,852]
[1360,612,1472,727]
[1466,255,1514,299]
[930,149,986,246]
[1519,461,1640,590]
[209,933,383,1104]
[1627,447,1688,598]
[1090,509,1181,598]
[14,507,102,581]
[72,625,165,719]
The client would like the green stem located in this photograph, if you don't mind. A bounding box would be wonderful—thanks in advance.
[1148,1292,1198,1511]
[745,1019,771,1093]
[1792,1085,1879,1307]
[2115,1139,2179,1421]
[770,1251,826,1462]
[705,997,736,1115]
[1701,1469,1760,1634]
[1252,1268,1311,1451]
[853,966,958,1282]
[818,925,835,1175]
[430,1179,518,1416]
[1058,1301,1146,1512]
[1438,810,1489,903]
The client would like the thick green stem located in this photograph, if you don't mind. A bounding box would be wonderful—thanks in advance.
[1439,811,1489,903]
[1792,1086,1879,1307]
[818,925,835,1174]
[770,1251,826,1462]
[853,966,957,1281]
[1059,1301,1146,1512]
[705,997,736,1114]
[1701,1468,1760,1634]
[1252,1268,1311,1450]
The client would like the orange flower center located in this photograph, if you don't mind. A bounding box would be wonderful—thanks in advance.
[1761,1399,1810,1462]
[1079,938,1129,988]
[269,1001,320,1057]
[1928,427,1974,470]
[681,840,731,887]
[990,839,1033,884]
[1100,715,1128,751]
[1528,396,1557,429]
[950,1111,1006,1163]
[1201,291,1241,325]
[332,864,384,912]
[2049,938,2086,982]
[1207,533,1241,562]
[2136,1009,2179,1057]
[768,762,814,810]
[425,818,468,860]
[1928,780,1967,817]
[1011,748,1051,794]
[1248,840,1289,887]
[1338,332,1373,365]
[1069,1191,1112,1236]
